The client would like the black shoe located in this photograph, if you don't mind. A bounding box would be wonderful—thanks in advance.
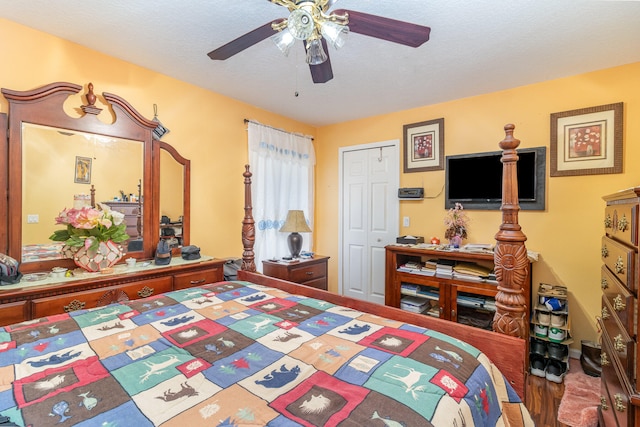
[530,353,547,378]
[580,340,602,377]
[548,342,568,360]
[531,338,547,356]
[545,359,567,383]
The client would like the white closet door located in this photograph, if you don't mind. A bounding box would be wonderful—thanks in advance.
[340,142,399,304]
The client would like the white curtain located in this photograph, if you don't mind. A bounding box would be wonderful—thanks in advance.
[248,122,315,271]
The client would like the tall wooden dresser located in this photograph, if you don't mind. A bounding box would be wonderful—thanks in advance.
[600,188,640,426]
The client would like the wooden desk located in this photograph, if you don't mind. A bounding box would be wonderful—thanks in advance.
[262,256,329,290]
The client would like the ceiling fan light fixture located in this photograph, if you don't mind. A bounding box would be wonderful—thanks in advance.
[320,21,349,50]
[287,8,315,40]
[271,28,296,56]
[305,38,327,65]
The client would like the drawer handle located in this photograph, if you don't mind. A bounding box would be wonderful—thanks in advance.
[618,214,629,232]
[601,351,610,366]
[190,279,206,285]
[604,213,613,229]
[600,396,609,410]
[64,299,86,312]
[601,306,610,320]
[137,286,155,298]
[614,394,626,412]
[601,277,609,290]
[614,334,625,352]
[613,294,626,311]
[451,309,456,318]
[615,256,625,274]
[601,245,609,258]
[305,272,314,276]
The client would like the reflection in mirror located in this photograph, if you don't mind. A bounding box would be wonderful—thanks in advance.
[159,141,190,252]
[21,123,144,262]
[159,148,184,249]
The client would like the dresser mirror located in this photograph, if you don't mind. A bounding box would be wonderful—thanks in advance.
[1,82,190,273]
[158,141,190,252]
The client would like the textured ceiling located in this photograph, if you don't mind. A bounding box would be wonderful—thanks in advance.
[1,0,639,126]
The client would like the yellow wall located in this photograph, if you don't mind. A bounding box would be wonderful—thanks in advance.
[316,62,640,349]
[3,18,640,350]
[0,18,316,260]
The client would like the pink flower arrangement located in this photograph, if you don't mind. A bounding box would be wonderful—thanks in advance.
[50,203,129,250]
[444,202,469,239]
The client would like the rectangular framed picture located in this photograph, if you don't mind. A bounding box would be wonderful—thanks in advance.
[550,102,623,177]
[74,156,92,184]
[403,118,444,173]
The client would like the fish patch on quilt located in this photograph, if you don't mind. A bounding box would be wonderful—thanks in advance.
[0,280,528,426]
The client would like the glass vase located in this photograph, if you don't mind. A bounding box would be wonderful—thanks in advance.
[448,234,463,249]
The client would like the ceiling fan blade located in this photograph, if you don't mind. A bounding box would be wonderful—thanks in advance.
[208,19,284,60]
[325,0,340,10]
[334,9,430,47]
[305,39,334,83]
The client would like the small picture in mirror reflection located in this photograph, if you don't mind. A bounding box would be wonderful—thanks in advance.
[74,156,92,184]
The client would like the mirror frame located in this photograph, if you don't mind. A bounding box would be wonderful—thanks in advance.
[0,81,182,273]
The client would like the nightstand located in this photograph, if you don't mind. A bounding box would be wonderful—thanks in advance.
[262,256,329,290]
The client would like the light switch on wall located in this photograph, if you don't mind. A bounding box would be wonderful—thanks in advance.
[403,216,410,227]
[27,214,39,224]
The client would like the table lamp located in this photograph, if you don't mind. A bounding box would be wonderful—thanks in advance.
[280,210,312,258]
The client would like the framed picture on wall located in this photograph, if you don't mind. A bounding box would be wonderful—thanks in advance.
[403,118,444,173]
[74,156,92,184]
[550,102,623,177]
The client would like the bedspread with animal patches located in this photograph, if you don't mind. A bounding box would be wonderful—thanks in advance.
[0,281,533,426]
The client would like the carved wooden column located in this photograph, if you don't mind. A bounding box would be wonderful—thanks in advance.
[242,164,256,272]
[493,124,529,339]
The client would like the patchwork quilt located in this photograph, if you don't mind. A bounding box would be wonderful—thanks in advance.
[0,281,533,426]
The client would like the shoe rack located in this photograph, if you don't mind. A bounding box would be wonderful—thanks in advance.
[530,283,573,383]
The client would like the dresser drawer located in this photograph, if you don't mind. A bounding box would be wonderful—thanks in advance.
[605,203,639,246]
[601,236,637,293]
[601,296,635,380]
[32,277,173,318]
[601,266,637,336]
[174,268,223,290]
[0,300,29,326]
[600,330,634,427]
[288,262,327,283]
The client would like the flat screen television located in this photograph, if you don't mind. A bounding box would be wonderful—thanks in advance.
[445,147,546,210]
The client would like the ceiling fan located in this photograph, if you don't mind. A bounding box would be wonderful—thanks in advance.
[207,0,431,83]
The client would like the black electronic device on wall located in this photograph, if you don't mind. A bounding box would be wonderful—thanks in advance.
[445,147,546,210]
[398,187,424,199]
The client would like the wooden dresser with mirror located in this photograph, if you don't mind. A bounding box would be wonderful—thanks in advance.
[0,81,223,326]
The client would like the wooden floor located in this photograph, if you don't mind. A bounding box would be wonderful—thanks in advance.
[525,373,571,427]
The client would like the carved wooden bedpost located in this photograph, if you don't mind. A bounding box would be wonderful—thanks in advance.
[242,164,256,272]
[493,124,529,339]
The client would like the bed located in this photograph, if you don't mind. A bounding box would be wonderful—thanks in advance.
[0,125,533,426]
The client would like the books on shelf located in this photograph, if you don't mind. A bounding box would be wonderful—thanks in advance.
[454,261,492,277]
[397,262,436,276]
[399,258,496,283]
[400,284,439,301]
[435,259,455,278]
[457,294,496,311]
[400,283,419,296]
[401,296,430,313]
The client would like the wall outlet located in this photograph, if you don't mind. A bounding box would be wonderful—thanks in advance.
[403,216,410,227]
[27,214,39,224]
